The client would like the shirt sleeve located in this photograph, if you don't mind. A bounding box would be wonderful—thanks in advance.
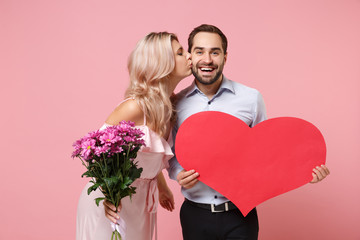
[251,92,267,127]
[166,126,185,180]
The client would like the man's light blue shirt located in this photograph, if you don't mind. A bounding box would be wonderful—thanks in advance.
[167,75,267,205]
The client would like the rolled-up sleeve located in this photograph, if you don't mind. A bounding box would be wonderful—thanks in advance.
[166,127,184,180]
[251,92,267,127]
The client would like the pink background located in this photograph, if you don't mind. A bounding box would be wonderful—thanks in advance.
[1,0,359,239]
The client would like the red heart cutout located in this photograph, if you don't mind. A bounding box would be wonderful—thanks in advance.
[175,111,326,216]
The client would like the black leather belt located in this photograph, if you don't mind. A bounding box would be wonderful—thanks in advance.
[185,198,238,213]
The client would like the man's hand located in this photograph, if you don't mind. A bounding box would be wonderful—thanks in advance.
[176,169,199,189]
[103,200,121,224]
[310,165,330,183]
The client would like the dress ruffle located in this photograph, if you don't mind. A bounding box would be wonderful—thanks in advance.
[137,125,174,169]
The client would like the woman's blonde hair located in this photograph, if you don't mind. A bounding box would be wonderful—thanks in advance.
[125,32,178,137]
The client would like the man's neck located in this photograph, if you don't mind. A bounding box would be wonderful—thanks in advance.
[195,75,223,100]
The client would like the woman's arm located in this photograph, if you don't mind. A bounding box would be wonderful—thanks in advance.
[105,99,144,126]
[157,172,175,211]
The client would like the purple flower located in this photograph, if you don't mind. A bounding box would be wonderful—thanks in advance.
[110,145,123,154]
[124,136,135,143]
[81,138,96,160]
[72,139,82,149]
[85,130,102,139]
[115,121,133,133]
[71,139,83,157]
[99,131,117,145]
[71,148,81,158]
[94,144,108,155]
[72,120,145,162]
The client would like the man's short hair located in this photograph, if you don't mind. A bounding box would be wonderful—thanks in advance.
[188,24,228,53]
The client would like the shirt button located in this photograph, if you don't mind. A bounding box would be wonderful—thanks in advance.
[208,101,211,105]
[214,195,218,199]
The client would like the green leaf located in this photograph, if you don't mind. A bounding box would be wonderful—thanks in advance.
[129,167,143,180]
[87,183,100,195]
[98,181,106,190]
[81,170,92,178]
[95,197,105,206]
[104,176,118,189]
[124,176,132,185]
[119,183,126,190]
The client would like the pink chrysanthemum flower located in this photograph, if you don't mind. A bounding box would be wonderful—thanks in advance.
[81,138,96,160]
[99,131,118,145]
[72,139,83,157]
[110,145,123,155]
[85,130,102,139]
[124,136,136,143]
[94,145,110,157]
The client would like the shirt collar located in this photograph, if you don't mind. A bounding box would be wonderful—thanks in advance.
[185,75,235,98]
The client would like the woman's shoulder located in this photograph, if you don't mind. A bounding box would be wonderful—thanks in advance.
[105,99,144,126]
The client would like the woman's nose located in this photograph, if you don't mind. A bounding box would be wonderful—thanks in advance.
[186,52,191,60]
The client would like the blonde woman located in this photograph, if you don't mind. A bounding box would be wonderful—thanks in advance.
[76,32,192,240]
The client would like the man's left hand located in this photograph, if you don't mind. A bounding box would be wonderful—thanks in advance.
[310,165,330,183]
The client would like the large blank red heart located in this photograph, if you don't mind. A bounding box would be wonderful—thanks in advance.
[175,111,326,216]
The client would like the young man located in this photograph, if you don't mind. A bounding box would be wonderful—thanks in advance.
[167,24,330,240]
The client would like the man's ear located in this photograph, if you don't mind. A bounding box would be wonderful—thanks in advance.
[224,52,228,63]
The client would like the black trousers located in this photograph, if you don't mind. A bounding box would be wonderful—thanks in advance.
[180,200,259,240]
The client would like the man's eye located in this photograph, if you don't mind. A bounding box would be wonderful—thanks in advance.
[212,52,219,55]
[196,51,203,55]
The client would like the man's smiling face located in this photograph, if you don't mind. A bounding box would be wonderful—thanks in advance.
[190,32,227,85]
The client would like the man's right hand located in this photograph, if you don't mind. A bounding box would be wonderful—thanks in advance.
[176,170,199,189]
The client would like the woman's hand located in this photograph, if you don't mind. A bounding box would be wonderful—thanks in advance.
[103,200,121,224]
[310,165,330,183]
[157,171,175,211]
[158,187,175,212]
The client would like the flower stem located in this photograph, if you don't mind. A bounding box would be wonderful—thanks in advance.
[95,159,116,207]
[103,154,108,177]
[125,144,132,176]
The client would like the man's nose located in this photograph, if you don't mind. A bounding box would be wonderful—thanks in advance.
[203,53,212,64]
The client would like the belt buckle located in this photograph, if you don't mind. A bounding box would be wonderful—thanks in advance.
[211,202,229,213]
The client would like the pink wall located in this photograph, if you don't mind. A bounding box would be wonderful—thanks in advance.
[1,0,359,239]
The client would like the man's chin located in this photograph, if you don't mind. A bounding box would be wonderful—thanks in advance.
[196,77,217,85]
[193,71,213,84]
[193,72,222,85]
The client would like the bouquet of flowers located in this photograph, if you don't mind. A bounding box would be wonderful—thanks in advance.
[72,121,145,240]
